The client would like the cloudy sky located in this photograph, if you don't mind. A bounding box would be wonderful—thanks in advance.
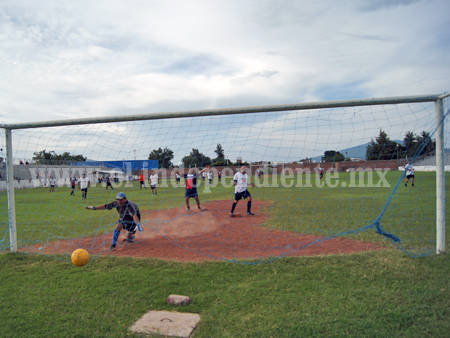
[1,0,449,163]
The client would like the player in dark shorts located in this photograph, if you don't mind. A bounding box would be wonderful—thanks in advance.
[77,173,90,199]
[106,176,114,190]
[404,160,415,187]
[230,166,255,216]
[184,166,210,211]
[86,192,143,250]
[70,174,77,195]
[139,173,146,189]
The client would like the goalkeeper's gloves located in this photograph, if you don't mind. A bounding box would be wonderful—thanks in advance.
[137,223,143,232]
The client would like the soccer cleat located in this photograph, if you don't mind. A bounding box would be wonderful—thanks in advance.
[186,206,190,211]
[412,184,415,187]
[405,184,407,187]
[123,235,135,242]
[109,244,116,250]
[230,212,235,217]
[247,212,255,216]
[198,206,201,210]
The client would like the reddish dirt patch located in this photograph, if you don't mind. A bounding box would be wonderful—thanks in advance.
[24,200,383,262]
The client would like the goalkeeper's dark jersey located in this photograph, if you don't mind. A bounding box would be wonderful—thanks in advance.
[105,200,141,222]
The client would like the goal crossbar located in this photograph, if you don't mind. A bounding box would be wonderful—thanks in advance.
[1,94,448,130]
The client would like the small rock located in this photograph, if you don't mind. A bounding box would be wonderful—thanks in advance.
[167,294,191,306]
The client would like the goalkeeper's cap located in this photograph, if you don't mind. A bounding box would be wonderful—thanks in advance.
[116,192,126,200]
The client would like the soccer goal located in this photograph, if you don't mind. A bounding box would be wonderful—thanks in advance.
[1,93,449,262]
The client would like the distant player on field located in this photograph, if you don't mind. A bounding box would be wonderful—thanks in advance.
[175,171,181,186]
[207,170,213,184]
[318,167,324,180]
[86,192,142,250]
[49,176,55,192]
[149,170,159,195]
[139,173,146,189]
[77,173,90,199]
[70,174,77,196]
[404,160,415,187]
[184,165,210,211]
[106,176,114,190]
[230,166,255,216]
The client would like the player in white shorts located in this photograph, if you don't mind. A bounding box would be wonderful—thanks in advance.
[230,166,255,216]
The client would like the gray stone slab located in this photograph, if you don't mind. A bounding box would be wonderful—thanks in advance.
[130,310,201,337]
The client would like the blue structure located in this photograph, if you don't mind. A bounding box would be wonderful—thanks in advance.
[71,160,158,173]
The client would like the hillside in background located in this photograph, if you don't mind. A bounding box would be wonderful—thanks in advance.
[310,140,403,162]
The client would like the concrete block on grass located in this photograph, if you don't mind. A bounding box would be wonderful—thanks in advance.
[167,294,192,306]
[130,310,200,338]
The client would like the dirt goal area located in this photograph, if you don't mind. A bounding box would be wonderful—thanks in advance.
[29,200,383,262]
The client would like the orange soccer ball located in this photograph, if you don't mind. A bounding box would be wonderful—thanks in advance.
[71,248,90,266]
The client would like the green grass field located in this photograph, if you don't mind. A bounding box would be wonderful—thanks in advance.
[1,251,449,337]
[1,171,448,254]
[1,171,450,337]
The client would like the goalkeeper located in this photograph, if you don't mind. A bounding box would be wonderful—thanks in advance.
[86,192,143,250]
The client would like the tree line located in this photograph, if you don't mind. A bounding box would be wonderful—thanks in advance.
[148,144,249,168]
[320,129,435,163]
[30,144,247,168]
[32,150,87,164]
[31,129,432,167]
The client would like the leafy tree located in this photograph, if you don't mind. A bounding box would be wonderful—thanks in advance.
[182,149,212,167]
[211,158,232,167]
[415,131,435,157]
[32,150,86,164]
[148,147,174,169]
[214,144,225,159]
[322,150,345,162]
[366,130,400,160]
[57,152,86,162]
[402,131,416,158]
[401,130,435,159]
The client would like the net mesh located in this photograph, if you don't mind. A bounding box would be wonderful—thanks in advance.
[0,97,449,262]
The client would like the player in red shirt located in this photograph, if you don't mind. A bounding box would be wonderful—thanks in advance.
[183,166,210,211]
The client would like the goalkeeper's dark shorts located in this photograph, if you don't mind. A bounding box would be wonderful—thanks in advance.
[235,189,251,201]
[119,219,139,234]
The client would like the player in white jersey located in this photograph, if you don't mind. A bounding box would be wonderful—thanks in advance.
[404,160,415,187]
[207,171,213,184]
[149,170,159,195]
[49,177,56,192]
[77,173,91,199]
[230,166,255,216]
[175,171,181,186]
